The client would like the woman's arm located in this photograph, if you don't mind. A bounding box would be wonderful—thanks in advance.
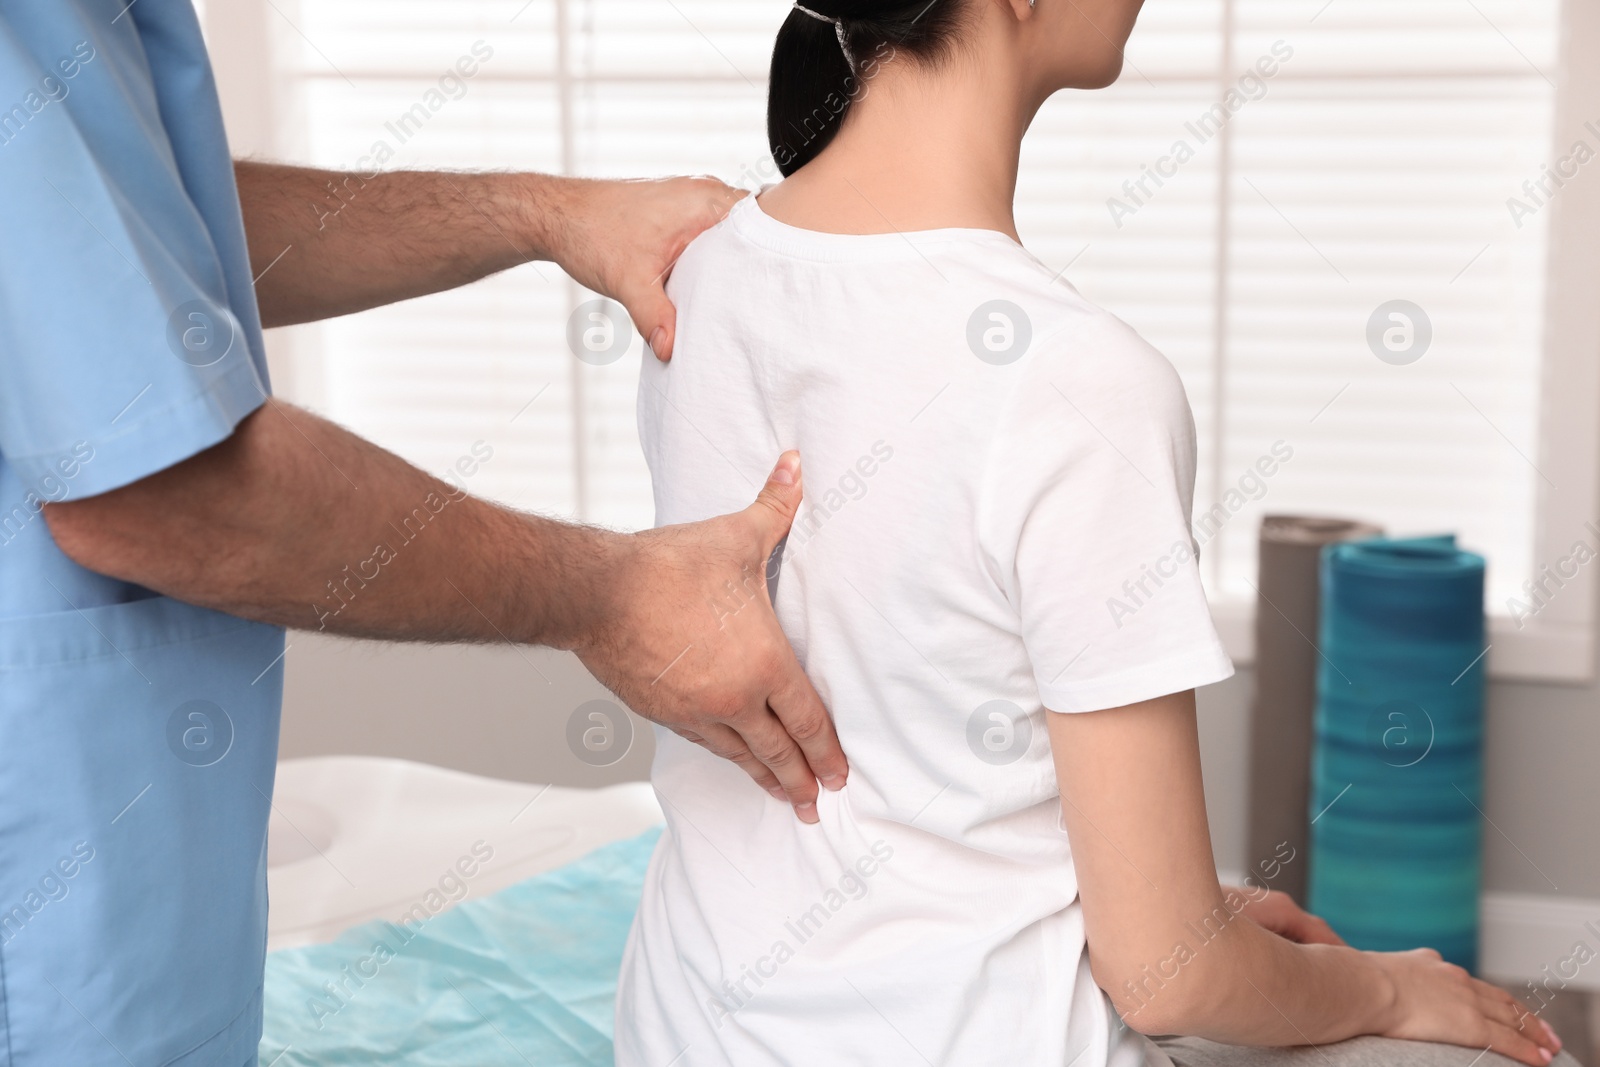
[1047,691,1560,1065]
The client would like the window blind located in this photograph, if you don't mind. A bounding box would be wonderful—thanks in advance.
[270,0,1560,608]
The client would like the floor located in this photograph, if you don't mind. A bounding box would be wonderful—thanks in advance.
[1489,979,1600,1064]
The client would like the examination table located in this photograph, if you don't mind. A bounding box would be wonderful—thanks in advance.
[259,756,663,1065]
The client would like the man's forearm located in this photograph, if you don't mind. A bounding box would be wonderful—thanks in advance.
[236,161,569,328]
[43,399,853,815]
[44,399,618,647]
[237,160,744,358]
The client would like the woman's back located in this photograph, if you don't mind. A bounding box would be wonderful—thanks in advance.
[615,194,1232,1067]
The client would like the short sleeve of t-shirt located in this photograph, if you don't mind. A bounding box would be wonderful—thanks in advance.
[978,306,1233,713]
[0,5,269,501]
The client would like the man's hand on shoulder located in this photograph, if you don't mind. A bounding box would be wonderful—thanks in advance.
[536,175,746,362]
[238,163,742,333]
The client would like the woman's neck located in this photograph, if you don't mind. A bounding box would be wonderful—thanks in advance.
[758,40,1034,241]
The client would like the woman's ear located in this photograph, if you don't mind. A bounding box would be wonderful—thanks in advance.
[1004,0,1038,20]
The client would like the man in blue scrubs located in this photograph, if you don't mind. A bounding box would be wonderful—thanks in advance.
[0,2,846,1063]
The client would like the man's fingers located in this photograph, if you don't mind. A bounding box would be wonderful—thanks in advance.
[733,709,822,824]
[635,178,745,364]
[673,722,786,800]
[744,451,804,555]
[627,287,677,363]
[685,176,748,230]
[767,654,848,790]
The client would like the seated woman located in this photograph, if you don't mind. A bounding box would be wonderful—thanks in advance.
[615,1,1574,1065]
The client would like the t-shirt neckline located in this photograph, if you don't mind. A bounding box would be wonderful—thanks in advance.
[731,191,1024,263]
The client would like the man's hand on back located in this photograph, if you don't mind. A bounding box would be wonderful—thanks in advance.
[575,451,845,821]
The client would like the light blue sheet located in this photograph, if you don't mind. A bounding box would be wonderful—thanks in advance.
[260,827,661,1066]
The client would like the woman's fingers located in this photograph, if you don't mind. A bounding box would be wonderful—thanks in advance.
[1291,912,1346,946]
[1472,981,1560,1064]
[1235,887,1348,946]
[1483,982,1562,1053]
[1482,1018,1555,1066]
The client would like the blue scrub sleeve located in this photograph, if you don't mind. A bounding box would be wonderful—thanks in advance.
[0,13,269,501]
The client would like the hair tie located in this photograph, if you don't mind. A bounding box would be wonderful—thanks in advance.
[793,3,856,74]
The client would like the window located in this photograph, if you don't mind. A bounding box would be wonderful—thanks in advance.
[227,0,1599,680]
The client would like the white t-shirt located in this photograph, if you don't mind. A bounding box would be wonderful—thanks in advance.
[615,195,1233,1067]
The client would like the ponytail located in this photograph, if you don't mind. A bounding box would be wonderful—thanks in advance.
[766,1,969,177]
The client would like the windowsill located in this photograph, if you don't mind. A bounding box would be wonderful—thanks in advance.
[1210,600,1595,686]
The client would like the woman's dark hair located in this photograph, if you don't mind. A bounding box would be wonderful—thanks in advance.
[767,1,969,176]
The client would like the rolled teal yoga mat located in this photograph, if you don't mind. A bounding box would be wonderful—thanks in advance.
[259,827,659,1067]
[1308,536,1486,971]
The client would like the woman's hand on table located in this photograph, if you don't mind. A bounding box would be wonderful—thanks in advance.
[1232,889,1564,1065]
[1373,947,1562,1065]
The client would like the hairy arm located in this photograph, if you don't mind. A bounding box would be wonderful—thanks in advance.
[44,401,845,819]
[235,160,742,358]
[1049,692,1558,1063]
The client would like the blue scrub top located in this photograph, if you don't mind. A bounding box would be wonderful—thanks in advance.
[0,2,288,1064]
[0,0,270,612]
